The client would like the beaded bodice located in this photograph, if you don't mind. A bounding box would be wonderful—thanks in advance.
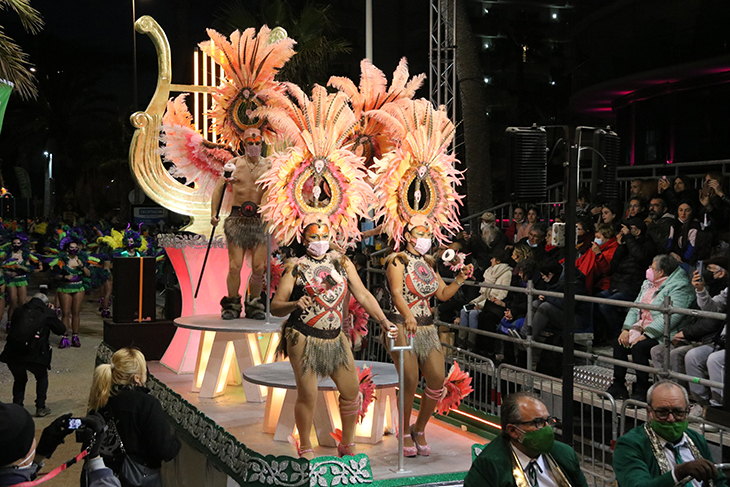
[290,252,348,330]
[396,252,438,318]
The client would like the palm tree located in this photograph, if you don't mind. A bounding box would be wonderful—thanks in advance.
[212,0,351,90]
[0,0,43,99]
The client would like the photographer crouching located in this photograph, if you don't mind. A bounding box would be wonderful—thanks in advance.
[0,402,120,486]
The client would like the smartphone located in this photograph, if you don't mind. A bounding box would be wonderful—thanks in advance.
[68,418,83,430]
[697,260,705,280]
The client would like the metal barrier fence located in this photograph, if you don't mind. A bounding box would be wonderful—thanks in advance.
[360,260,728,481]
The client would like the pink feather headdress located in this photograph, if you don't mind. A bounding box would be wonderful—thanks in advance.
[328,58,425,168]
[257,84,375,245]
[369,98,464,249]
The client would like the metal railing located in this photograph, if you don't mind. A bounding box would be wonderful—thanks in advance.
[360,264,728,482]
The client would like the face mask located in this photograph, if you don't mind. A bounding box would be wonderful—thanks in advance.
[529,241,538,248]
[12,244,21,249]
[307,240,329,257]
[245,144,262,159]
[413,238,432,255]
[516,425,555,455]
[594,237,604,246]
[69,249,78,255]
[646,268,655,282]
[650,419,688,443]
[480,222,488,232]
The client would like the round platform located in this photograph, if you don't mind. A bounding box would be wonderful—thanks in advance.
[174,314,284,333]
[242,360,398,390]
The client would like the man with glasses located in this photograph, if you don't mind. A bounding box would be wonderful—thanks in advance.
[613,381,726,487]
[464,392,587,487]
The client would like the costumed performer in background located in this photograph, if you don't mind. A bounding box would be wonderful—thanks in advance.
[50,232,94,348]
[371,98,472,457]
[259,83,395,459]
[2,232,37,327]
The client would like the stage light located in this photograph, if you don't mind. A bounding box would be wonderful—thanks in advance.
[552,12,558,20]
[550,80,556,85]
[484,77,491,84]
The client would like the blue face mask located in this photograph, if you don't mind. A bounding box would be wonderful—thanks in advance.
[594,237,603,246]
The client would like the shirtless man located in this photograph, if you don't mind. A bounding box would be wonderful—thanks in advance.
[211,127,272,320]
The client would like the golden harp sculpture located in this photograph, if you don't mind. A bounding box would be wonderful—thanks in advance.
[128,16,288,236]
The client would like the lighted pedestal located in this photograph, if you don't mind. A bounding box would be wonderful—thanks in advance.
[159,237,251,374]
[243,361,399,445]
[175,314,283,400]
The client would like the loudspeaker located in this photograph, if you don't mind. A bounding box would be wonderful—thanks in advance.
[113,257,156,323]
[506,125,548,201]
[103,320,175,360]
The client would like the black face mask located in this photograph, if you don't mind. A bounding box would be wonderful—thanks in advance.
[68,249,78,255]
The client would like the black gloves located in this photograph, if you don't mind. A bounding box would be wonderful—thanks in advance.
[36,413,73,459]
[80,413,107,458]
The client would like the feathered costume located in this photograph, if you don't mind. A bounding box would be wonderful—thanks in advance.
[48,230,98,294]
[261,84,376,380]
[327,58,425,168]
[1,232,39,288]
[159,26,297,207]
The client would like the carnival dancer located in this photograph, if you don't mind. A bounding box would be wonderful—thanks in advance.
[258,83,394,459]
[50,233,94,348]
[370,98,472,457]
[160,27,296,321]
[271,219,394,459]
[2,233,38,326]
[211,127,272,320]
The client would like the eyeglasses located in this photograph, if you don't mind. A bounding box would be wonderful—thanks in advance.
[513,416,558,429]
[649,407,689,421]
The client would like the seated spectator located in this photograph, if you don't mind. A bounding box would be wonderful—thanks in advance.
[646,194,675,252]
[458,248,512,351]
[629,178,656,202]
[657,174,697,213]
[543,225,564,262]
[600,200,622,233]
[577,188,598,218]
[475,258,540,362]
[683,268,727,407]
[515,207,539,242]
[576,217,595,256]
[517,224,547,262]
[625,196,648,222]
[606,255,694,400]
[464,393,588,487]
[469,212,508,272]
[698,172,730,245]
[595,218,655,341]
[668,199,700,265]
[516,259,591,340]
[651,268,725,402]
[590,223,619,293]
[613,381,725,487]
[505,206,527,245]
[511,244,533,267]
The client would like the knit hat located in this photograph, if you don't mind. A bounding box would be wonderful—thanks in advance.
[0,402,35,466]
[481,212,496,223]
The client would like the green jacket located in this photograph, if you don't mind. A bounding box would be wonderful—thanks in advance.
[613,425,726,487]
[464,435,588,487]
[622,266,695,340]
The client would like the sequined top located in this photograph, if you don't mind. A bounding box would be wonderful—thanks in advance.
[289,252,348,331]
[391,251,439,319]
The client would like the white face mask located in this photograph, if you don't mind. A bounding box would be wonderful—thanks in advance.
[413,238,432,255]
[245,144,262,159]
[594,237,604,246]
[480,222,489,232]
[307,240,329,257]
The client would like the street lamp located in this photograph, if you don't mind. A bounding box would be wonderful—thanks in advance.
[132,0,138,109]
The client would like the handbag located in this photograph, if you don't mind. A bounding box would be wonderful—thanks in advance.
[497,317,524,335]
[102,411,162,487]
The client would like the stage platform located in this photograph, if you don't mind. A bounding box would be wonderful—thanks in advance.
[123,348,489,486]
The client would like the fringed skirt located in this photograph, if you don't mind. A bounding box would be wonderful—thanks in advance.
[384,313,442,363]
[224,206,267,251]
[277,321,351,378]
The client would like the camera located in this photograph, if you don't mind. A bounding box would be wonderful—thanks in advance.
[68,417,83,430]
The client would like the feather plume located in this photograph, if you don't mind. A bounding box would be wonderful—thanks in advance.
[357,365,376,423]
[199,27,297,146]
[327,58,425,168]
[160,95,236,201]
[435,362,474,416]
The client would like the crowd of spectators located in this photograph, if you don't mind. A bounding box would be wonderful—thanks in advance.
[432,173,729,407]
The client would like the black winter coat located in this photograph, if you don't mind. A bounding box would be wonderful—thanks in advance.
[0,298,65,369]
[98,386,181,470]
[608,234,656,295]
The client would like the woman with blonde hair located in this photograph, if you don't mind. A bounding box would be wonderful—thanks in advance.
[88,348,180,484]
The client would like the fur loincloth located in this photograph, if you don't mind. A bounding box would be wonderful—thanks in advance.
[383,315,442,363]
[224,203,267,251]
[276,321,351,377]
